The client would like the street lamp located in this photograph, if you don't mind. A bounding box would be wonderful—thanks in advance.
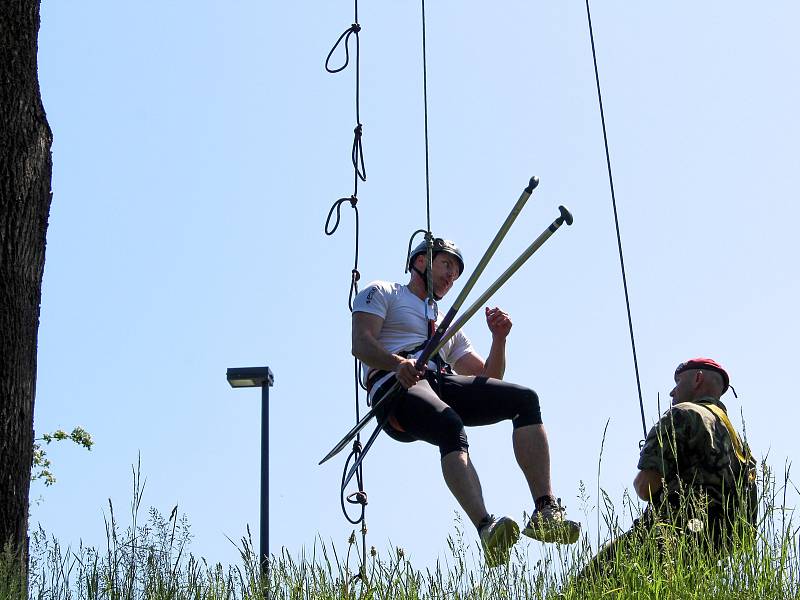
[226,365,274,575]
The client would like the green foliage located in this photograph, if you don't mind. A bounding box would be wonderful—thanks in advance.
[0,543,26,600]
[11,459,800,599]
[32,427,93,487]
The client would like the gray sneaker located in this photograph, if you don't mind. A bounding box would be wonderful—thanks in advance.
[522,498,581,544]
[479,515,520,567]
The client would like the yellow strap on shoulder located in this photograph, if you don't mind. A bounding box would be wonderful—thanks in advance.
[700,402,749,465]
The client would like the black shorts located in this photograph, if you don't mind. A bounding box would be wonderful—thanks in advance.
[372,371,542,457]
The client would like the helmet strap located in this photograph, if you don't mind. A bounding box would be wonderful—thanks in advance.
[410,262,443,302]
[423,235,439,304]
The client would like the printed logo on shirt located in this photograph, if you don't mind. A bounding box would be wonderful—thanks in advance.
[365,286,378,304]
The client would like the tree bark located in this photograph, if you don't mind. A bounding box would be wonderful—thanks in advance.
[0,0,53,563]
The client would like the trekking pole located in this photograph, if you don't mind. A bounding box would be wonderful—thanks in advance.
[320,176,540,466]
[430,205,574,355]
[338,206,574,488]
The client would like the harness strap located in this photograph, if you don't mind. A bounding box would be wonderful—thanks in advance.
[365,340,453,435]
[699,402,752,471]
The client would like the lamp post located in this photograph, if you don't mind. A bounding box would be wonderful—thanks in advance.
[226,365,274,575]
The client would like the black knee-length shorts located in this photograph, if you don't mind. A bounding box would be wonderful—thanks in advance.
[371,371,542,457]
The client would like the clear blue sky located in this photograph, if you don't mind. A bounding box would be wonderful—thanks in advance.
[33,0,799,570]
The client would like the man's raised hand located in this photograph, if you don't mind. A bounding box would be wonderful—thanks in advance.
[485,306,512,339]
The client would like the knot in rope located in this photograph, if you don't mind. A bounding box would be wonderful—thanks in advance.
[341,438,368,524]
[349,195,358,208]
[347,491,369,506]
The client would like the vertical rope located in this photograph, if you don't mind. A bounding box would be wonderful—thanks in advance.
[419,0,438,313]
[420,0,432,234]
[584,0,647,439]
[323,0,369,578]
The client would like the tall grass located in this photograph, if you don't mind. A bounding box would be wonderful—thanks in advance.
[8,459,799,599]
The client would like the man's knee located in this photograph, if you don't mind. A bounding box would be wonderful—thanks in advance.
[511,387,542,428]
[438,407,469,457]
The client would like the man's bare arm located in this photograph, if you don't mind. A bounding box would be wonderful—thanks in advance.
[453,345,505,379]
[633,469,663,501]
[351,312,423,389]
[453,307,509,379]
[452,351,485,377]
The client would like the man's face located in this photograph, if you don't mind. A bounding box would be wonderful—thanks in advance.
[428,252,461,298]
[669,370,697,405]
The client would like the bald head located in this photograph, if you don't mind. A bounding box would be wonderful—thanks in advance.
[670,368,725,405]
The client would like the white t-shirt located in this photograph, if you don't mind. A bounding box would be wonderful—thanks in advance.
[352,281,475,379]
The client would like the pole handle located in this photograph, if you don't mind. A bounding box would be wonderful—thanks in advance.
[414,176,539,370]
[433,206,574,355]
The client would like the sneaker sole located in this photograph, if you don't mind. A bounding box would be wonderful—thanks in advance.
[483,518,520,568]
[522,519,581,545]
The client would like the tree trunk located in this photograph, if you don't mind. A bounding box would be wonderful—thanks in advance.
[0,0,53,564]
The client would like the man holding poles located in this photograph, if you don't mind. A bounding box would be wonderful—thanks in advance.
[351,236,581,567]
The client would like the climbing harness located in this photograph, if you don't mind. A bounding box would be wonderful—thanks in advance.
[322,0,369,577]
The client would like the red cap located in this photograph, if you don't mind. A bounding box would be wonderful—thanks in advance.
[675,357,729,394]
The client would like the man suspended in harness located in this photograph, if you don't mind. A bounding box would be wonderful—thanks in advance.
[577,357,758,581]
[351,237,581,567]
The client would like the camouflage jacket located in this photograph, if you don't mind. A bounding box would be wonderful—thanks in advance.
[637,396,753,513]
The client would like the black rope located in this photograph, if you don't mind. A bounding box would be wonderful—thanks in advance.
[324,196,361,311]
[324,0,369,575]
[420,0,432,234]
[341,439,368,524]
[418,0,438,318]
[584,0,647,439]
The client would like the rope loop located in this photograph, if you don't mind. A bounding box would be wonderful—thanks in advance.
[341,441,367,524]
[351,124,366,182]
[405,229,429,273]
[325,196,357,236]
[325,24,361,74]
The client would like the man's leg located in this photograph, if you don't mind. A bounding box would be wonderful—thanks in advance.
[441,450,488,528]
[573,526,637,584]
[439,375,580,543]
[387,377,489,521]
[573,514,656,584]
[512,424,553,501]
[387,376,519,566]
[437,376,554,501]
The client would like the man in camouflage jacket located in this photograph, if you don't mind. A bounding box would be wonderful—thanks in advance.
[579,357,757,580]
